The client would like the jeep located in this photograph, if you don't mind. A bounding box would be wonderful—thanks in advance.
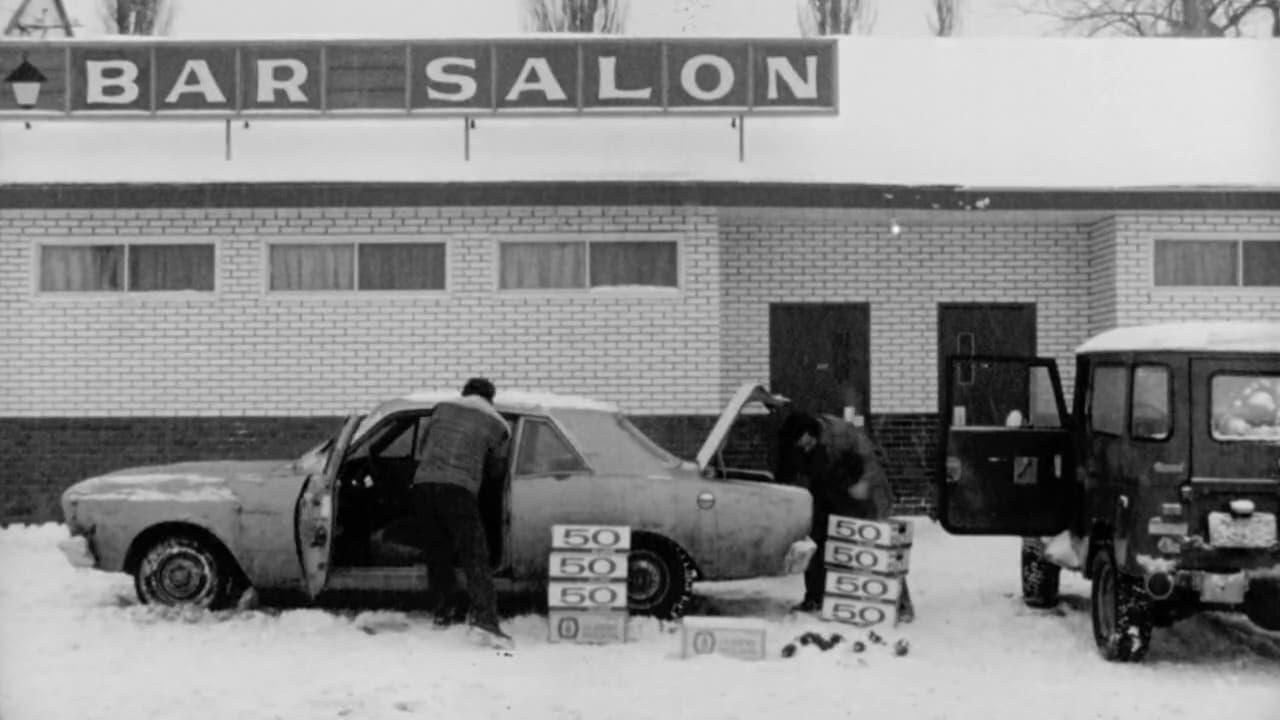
[936,321,1280,662]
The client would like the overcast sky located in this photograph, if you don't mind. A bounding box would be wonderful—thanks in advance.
[43,0,1062,39]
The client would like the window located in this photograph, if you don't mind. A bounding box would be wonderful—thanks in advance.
[268,241,445,291]
[39,243,214,292]
[498,237,678,290]
[1211,374,1280,442]
[1131,365,1171,441]
[515,419,588,476]
[1090,365,1127,436]
[1154,239,1280,287]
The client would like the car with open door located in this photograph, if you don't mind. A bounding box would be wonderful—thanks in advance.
[936,322,1280,662]
[58,384,814,621]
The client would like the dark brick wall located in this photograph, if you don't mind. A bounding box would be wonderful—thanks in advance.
[0,417,345,524]
[0,413,939,525]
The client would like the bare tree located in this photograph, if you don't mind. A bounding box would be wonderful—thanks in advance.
[1020,0,1279,36]
[797,0,878,36]
[928,0,964,34]
[523,0,629,33]
[99,0,175,35]
[676,0,712,33]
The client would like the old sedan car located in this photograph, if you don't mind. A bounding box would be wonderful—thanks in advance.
[59,383,813,619]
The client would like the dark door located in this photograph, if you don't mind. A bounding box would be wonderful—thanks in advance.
[769,303,871,421]
[937,356,1073,536]
[938,303,1037,427]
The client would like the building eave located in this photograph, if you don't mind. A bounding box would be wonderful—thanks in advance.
[2,181,1279,212]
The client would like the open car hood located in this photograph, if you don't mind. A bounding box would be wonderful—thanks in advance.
[695,382,789,473]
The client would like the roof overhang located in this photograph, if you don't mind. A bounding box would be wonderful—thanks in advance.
[2,181,1279,211]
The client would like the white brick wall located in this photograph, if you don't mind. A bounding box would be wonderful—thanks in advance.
[1087,216,1118,335]
[5,204,1276,420]
[1106,213,1280,326]
[0,206,723,417]
[719,208,1091,413]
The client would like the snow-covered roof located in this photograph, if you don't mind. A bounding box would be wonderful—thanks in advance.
[2,39,1278,189]
[1076,322,1280,355]
[400,389,620,414]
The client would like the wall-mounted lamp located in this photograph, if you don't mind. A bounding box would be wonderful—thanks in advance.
[4,55,47,110]
[889,217,902,236]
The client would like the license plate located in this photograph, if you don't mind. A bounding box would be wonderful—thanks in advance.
[1199,572,1247,604]
[547,552,628,581]
[680,616,767,661]
[827,516,914,548]
[547,581,628,611]
[548,610,628,644]
[820,596,898,629]
[823,540,911,574]
[550,525,631,552]
[824,569,903,603]
[1207,512,1277,549]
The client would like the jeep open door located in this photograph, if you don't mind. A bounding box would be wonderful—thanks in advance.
[937,356,1075,536]
[298,415,360,599]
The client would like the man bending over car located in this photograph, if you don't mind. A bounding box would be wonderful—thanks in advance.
[413,377,513,648]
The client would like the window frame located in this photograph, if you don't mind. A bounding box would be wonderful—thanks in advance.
[32,236,220,297]
[262,236,451,296]
[1208,371,1280,444]
[492,233,683,296]
[1129,363,1173,443]
[1151,234,1280,291]
[1088,363,1129,438]
[511,415,593,478]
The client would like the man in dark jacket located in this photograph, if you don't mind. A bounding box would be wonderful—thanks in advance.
[413,377,512,647]
[779,411,914,622]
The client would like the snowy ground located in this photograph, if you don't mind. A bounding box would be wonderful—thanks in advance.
[2,520,1278,720]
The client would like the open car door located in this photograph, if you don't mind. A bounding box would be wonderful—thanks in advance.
[298,415,360,599]
[937,356,1074,536]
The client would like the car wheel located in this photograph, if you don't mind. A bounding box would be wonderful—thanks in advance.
[134,534,243,610]
[1090,548,1153,662]
[627,533,695,620]
[1021,537,1061,608]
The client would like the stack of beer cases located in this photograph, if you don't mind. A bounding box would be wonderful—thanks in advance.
[819,515,913,629]
[546,524,631,644]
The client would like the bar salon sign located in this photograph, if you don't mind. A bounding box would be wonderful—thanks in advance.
[0,38,837,118]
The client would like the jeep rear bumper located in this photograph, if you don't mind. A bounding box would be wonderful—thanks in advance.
[1140,566,1280,604]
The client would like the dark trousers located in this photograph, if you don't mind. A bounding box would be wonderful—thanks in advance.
[805,511,914,617]
[411,482,500,629]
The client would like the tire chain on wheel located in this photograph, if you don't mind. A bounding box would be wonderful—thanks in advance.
[1112,575,1154,662]
[628,534,695,620]
[136,534,245,611]
[1092,549,1153,663]
[1021,539,1061,609]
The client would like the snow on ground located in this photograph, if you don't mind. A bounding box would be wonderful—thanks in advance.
[2,519,1278,720]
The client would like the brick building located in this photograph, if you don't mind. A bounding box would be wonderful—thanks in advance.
[2,38,1278,523]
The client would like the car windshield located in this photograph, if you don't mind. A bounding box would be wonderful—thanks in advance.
[1212,374,1280,442]
[551,409,683,471]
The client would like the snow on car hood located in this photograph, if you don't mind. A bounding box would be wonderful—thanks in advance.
[65,460,292,503]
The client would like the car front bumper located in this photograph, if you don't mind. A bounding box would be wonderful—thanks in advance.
[57,535,97,569]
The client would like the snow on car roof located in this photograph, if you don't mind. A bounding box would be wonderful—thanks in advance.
[400,389,620,413]
[1076,322,1280,355]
